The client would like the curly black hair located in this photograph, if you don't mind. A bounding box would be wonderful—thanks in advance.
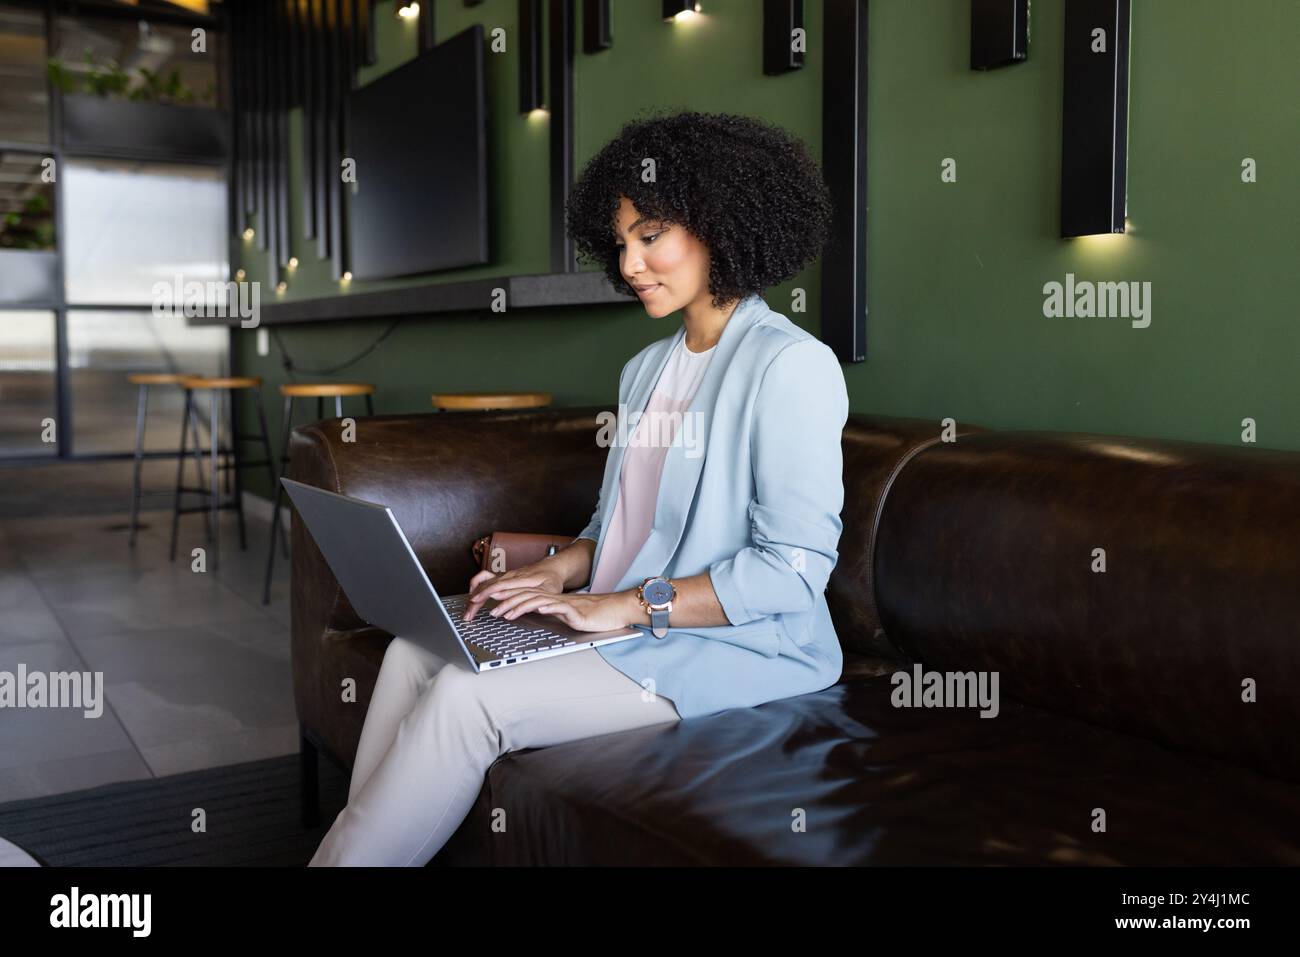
[564,110,834,311]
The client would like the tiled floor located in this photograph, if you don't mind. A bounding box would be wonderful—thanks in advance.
[0,459,295,802]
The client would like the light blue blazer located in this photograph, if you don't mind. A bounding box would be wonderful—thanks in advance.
[573,292,850,720]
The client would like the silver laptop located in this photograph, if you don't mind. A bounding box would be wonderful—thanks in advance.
[280,478,640,673]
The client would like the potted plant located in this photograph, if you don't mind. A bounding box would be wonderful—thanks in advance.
[0,178,58,304]
[52,49,227,161]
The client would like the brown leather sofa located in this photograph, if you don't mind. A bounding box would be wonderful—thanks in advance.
[289,406,1300,865]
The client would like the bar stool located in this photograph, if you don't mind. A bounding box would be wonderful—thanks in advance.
[431,391,551,411]
[127,372,211,547]
[262,382,376,604]
[169,376,278,573]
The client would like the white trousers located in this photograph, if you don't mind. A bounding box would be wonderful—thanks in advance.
[308,636,681,866]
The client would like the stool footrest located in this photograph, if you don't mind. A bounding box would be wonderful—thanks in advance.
[183,459,273,472]
[174,503,242,515]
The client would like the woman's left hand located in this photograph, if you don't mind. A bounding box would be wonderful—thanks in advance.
[487,588,635,633]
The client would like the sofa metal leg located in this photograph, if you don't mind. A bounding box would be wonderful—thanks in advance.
[300,726,320,829]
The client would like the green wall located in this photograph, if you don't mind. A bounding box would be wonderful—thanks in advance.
[235,0,1300,498]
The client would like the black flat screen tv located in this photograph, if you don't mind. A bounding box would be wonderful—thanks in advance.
[346,24,488,281]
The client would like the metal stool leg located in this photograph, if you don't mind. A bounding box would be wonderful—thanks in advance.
[209,390,221,572]
[187,397,212,540]
[169,389,193,562]
[276,394,292,559]
[251,388,280,592]
[263,394,294,604]
[129,383,149,547]
[222,385,233,498]
[232,389,248,551]
[224,407,234,498]
[253,388,279,527]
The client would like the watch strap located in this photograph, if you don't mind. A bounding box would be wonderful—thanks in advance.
[650,606,670,639]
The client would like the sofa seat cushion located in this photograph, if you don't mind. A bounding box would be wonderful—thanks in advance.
[437,672,1300,866]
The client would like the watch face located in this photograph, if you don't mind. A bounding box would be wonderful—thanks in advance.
[642,578,674,605]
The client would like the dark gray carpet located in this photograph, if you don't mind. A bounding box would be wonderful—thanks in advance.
[0,752,349,866]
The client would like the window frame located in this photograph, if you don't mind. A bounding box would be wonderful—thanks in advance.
[0,0,233,464]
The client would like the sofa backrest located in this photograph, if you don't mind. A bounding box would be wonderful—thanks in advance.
[287,407,984,649]
[867,429,1300,782]
[287,406,1300,782]
[288,408,619,641]
[825,414,989,656]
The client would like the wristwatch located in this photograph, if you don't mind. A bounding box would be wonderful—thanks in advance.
[636,576,676,639]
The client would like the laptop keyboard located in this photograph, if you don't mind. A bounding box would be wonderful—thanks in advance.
[440,594,579,659]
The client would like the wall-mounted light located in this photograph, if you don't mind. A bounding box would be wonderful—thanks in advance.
[583,0,611,52]
[763,0,804,75]
[275,281,288,294]
[287,256,299,269]
[235,268,246,281]
[1060,0,1131,237]
[341,271,353,283]
[242,227,255,241]
[663,1,701,22]
[971,0,1029,70]
[395,2,420,19]
[520,0,544,113]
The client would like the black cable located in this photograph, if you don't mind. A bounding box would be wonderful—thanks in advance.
[269,318,403,378]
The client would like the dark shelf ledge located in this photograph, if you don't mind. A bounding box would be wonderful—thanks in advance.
[191,270,632,327]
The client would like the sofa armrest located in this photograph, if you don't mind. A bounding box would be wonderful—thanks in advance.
[287,406,610,643]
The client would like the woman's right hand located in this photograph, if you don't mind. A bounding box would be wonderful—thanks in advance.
[461,559,566,621]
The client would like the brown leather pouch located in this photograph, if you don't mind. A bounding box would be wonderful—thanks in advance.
[471,531,576,573]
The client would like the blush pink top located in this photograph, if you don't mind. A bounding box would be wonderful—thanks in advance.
[589,335,716,594]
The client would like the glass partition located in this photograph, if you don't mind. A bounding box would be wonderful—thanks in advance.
[62,159,228,305]
[0,309,57,458]
[0,150,55,251]
[0,3,231,464]
[51,11,220,109]
[0,4,51,146]
[67,308,228,456]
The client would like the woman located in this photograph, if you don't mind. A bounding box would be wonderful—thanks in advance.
[309,110,848,867]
